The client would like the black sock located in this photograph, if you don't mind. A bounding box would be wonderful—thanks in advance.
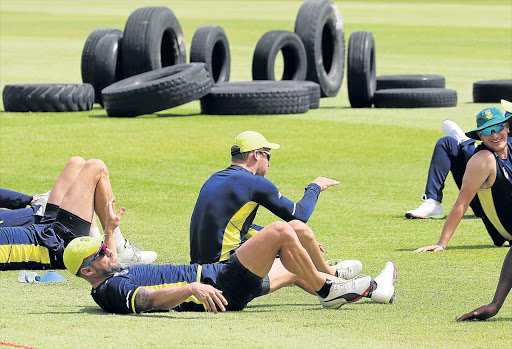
[316,279,332,298]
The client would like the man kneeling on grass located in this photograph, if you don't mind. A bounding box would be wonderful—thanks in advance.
[64,200,397,313]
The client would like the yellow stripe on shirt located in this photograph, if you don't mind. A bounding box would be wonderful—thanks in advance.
[220,201,258,262]
[477,188,512,240]
[0,244,50,264]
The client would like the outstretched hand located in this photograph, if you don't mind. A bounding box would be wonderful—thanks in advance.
[311,177,340,191]
[104,197,126,235]
[456,303,499,322]
[414,245,445,252]
[189,282,228,314]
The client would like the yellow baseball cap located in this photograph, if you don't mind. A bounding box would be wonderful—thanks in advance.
[63,235,103,276]
[232,131,280,153]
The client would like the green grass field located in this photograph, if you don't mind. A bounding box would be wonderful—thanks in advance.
[1,1,511,348]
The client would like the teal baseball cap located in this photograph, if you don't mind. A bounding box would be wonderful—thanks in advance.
[465,106,511,140]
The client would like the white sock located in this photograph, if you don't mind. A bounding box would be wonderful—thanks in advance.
[113,226,126,252]
[89,226,101,237]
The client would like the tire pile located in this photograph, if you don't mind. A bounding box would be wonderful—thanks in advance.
[346,30,511,108]
[3,1,511,115]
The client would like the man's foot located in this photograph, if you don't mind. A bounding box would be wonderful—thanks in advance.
[369,261,397,304]
[117,239,157,267]
[31,190,51,216]
[327,259,363,279]
[405,194,443,219]
[318,276,372,309]
[442,120,470,144]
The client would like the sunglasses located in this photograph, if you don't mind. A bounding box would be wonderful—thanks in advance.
[256,150,271,161]
[480,122,507,137]
[82,242,107,269]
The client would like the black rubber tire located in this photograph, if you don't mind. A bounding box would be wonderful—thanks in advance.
[473,80,512,103]
[102,63,213,117]
[301,81,321,109]
[81,27,122,102]
[373,88,457,108]
[376,74,445,90]
[347,31,376,108]
[3,84,94,112]
[90,31,124,106]
[122,7,186,78]
[200,81,310,115]
[190,25,231,84]
[252,30,307,81]
[294,0,345,97]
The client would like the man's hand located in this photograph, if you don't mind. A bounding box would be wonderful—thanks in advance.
[456,303,499,321]
[189,282,228,314]
[311,177,340,191]
[104,197,126,235]
[414,244,445,252]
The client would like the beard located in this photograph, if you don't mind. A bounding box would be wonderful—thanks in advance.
[99,263,121,278]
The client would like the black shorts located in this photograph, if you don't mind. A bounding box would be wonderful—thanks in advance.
[215,253,265,311]
[52,207,91,247]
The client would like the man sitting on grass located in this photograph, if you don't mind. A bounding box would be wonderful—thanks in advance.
[64,203,397,313]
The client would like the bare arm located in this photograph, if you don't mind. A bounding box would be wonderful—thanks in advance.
[414,152,494,252]
[457,247,512,321]
[103,197,125,259]
[311,177,340,191]
[134,283,228,314]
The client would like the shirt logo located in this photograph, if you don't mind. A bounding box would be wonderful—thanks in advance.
[278,191,282,199]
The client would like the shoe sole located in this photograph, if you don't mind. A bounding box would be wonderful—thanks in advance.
[405,213,444,219]
[322,284,371,309]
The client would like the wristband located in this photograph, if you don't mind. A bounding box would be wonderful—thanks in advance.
[436,243,445,250]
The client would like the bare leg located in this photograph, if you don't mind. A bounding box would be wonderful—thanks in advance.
[47,156,86,206]
[59,159,114,227]
[288,220,335,275]
[236,221,326,292]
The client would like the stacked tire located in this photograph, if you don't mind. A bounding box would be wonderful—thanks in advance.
[473,80,512,103]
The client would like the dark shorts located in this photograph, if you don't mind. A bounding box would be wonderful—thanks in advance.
[215,253,266,311]
[0,207,90,270]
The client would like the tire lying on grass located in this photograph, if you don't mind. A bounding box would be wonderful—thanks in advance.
[3,84,94,112]
[473,80,512,103]
[102,63,213,117]
[190,25,231,84]
[81,28,123,103]
[294,0,345,97]
[252,30,307,81]
[376,74,445,90]
[347,31,376,108]
[373,88,457,108]
[122,7,186,78]
[90,31,124,106]
[200,81,310,115]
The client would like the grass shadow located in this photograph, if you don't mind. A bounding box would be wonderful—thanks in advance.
[89,112,201,118]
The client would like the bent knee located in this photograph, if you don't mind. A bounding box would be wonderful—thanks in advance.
[267,221,296,239]
[67,156,86,168]
[83,159,108,175]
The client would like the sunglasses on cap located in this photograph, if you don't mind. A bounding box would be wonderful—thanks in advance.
[256,150,271,161]
[82,242,107,269]
[480,122,507,137]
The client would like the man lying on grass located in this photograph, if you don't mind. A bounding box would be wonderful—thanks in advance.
[64,198,397,313]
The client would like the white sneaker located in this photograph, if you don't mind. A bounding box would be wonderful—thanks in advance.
[327,259,363,279]
[117,239,157,267]
[318,276,372,309]
[31,190,51,216]
[370,261,397,304]
[405,194,443,219]
[442,120,470,144]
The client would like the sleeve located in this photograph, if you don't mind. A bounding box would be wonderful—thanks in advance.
[251,178,321,222]
[93,278,140,314]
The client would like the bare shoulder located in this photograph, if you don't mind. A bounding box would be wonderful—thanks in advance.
[468,149,495,167]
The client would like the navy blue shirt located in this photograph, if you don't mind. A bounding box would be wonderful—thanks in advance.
[474,138,512,245]
[91,264,224,314]
[189,165,321,264]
